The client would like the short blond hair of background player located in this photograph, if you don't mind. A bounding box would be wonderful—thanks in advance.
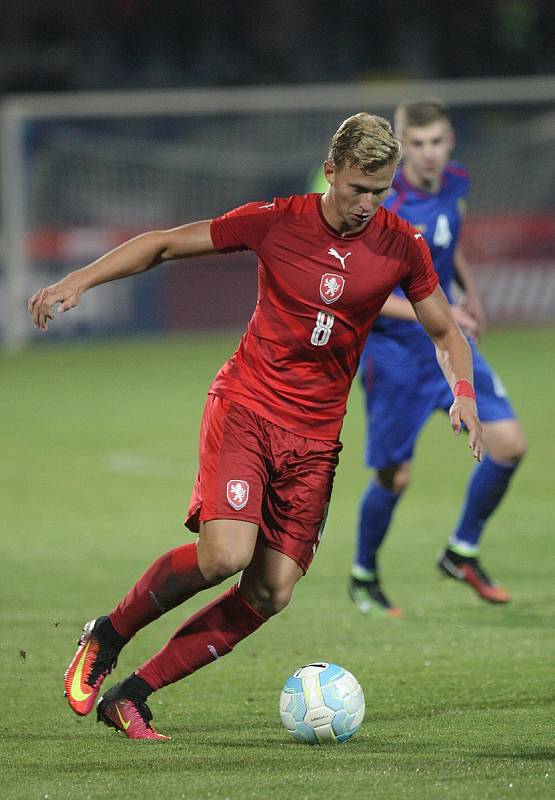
[394,99,452,139]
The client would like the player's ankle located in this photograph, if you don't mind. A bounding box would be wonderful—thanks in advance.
[445,542,479,561]
[351,564,377,582]
[98,615,129,650]
[116,673,155,704]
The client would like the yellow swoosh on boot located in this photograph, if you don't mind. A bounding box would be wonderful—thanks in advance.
[115,703,131,731]
[70,641,93,703]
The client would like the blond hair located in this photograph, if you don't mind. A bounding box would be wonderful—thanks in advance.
[394,99,451,138]
[328,113,401,173]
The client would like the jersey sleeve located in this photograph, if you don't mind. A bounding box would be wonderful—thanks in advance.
[399,232,439,303]
[446,161,471,200]
[210,201,279,253]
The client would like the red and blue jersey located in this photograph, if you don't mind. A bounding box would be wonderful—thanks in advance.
[375,160,470,341]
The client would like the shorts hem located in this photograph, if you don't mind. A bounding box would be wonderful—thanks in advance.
[185,508,261,533]
[262,541,312,575]
[476,409,516,423]
[366,453,415,470]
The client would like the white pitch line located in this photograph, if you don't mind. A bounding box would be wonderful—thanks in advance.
[106,452,196,479]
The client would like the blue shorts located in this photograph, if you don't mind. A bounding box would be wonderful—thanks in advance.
[362,334,515,469]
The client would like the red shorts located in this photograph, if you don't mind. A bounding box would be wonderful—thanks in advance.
[185,394,342,573]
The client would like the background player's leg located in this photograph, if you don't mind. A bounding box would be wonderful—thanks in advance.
[352,334,430,615]
[353,463,411,578]
[449,419,526,554]
[439,419,527,602]
[350,462,410,616]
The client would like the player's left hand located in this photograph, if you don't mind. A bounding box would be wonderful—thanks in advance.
[451,305,479,341]
[449,396,483,461]
[464,291,487,339]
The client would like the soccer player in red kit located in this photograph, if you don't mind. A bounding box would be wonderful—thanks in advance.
[28,113,482,741]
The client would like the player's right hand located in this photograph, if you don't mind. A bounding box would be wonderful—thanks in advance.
[449,396,483,461]
[28,278,83,332]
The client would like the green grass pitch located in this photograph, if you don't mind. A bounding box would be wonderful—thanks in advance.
[1,327,553,800]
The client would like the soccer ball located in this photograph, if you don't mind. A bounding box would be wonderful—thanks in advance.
[279,662,365,744]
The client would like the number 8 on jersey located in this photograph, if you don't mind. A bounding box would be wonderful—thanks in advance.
[311,311,335,346]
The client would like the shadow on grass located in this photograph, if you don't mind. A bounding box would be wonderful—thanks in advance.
[335,692,554,723]
[4,685,552,748]
[470,746,555,761]
[410,601,552,631]
[6,743,554,779]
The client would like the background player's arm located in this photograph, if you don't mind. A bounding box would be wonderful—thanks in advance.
[28,221,215,331]
[380,287,479,338]
[379,293,418,321]
[453,244,487,337]
[413,285,482,460]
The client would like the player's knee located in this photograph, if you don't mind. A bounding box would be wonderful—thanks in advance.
[249,582,294,617]
[510,431,528,462]
[199,549,252,583]
[391,471,411,494]
[501,437,527,464]
[377,463,411,494]
[264,585,293,616]
[501,434,527,464]
[486,425,528,464]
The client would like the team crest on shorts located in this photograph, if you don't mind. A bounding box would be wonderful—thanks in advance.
[320,273,345,304]
[226,479,249,510]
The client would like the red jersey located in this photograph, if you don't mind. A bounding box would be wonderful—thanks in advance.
[209,193,438,440]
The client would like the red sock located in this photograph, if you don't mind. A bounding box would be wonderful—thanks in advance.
[136,583,267,689]
[109,543,211,639]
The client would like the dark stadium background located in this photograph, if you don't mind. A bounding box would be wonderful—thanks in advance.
[1,0,553,92]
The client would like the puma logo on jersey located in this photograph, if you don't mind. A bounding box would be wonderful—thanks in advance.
[328,248,352,270]
[258,202,274,209]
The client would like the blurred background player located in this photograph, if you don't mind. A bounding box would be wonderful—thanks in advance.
[346,100,527,616]
[28,113,482,740]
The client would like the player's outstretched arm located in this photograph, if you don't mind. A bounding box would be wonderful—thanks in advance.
[413,285,483,461]
[28,220,215,331]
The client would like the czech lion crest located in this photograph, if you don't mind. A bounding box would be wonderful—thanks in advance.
[320,273,345,304]
[226,479,249,510]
